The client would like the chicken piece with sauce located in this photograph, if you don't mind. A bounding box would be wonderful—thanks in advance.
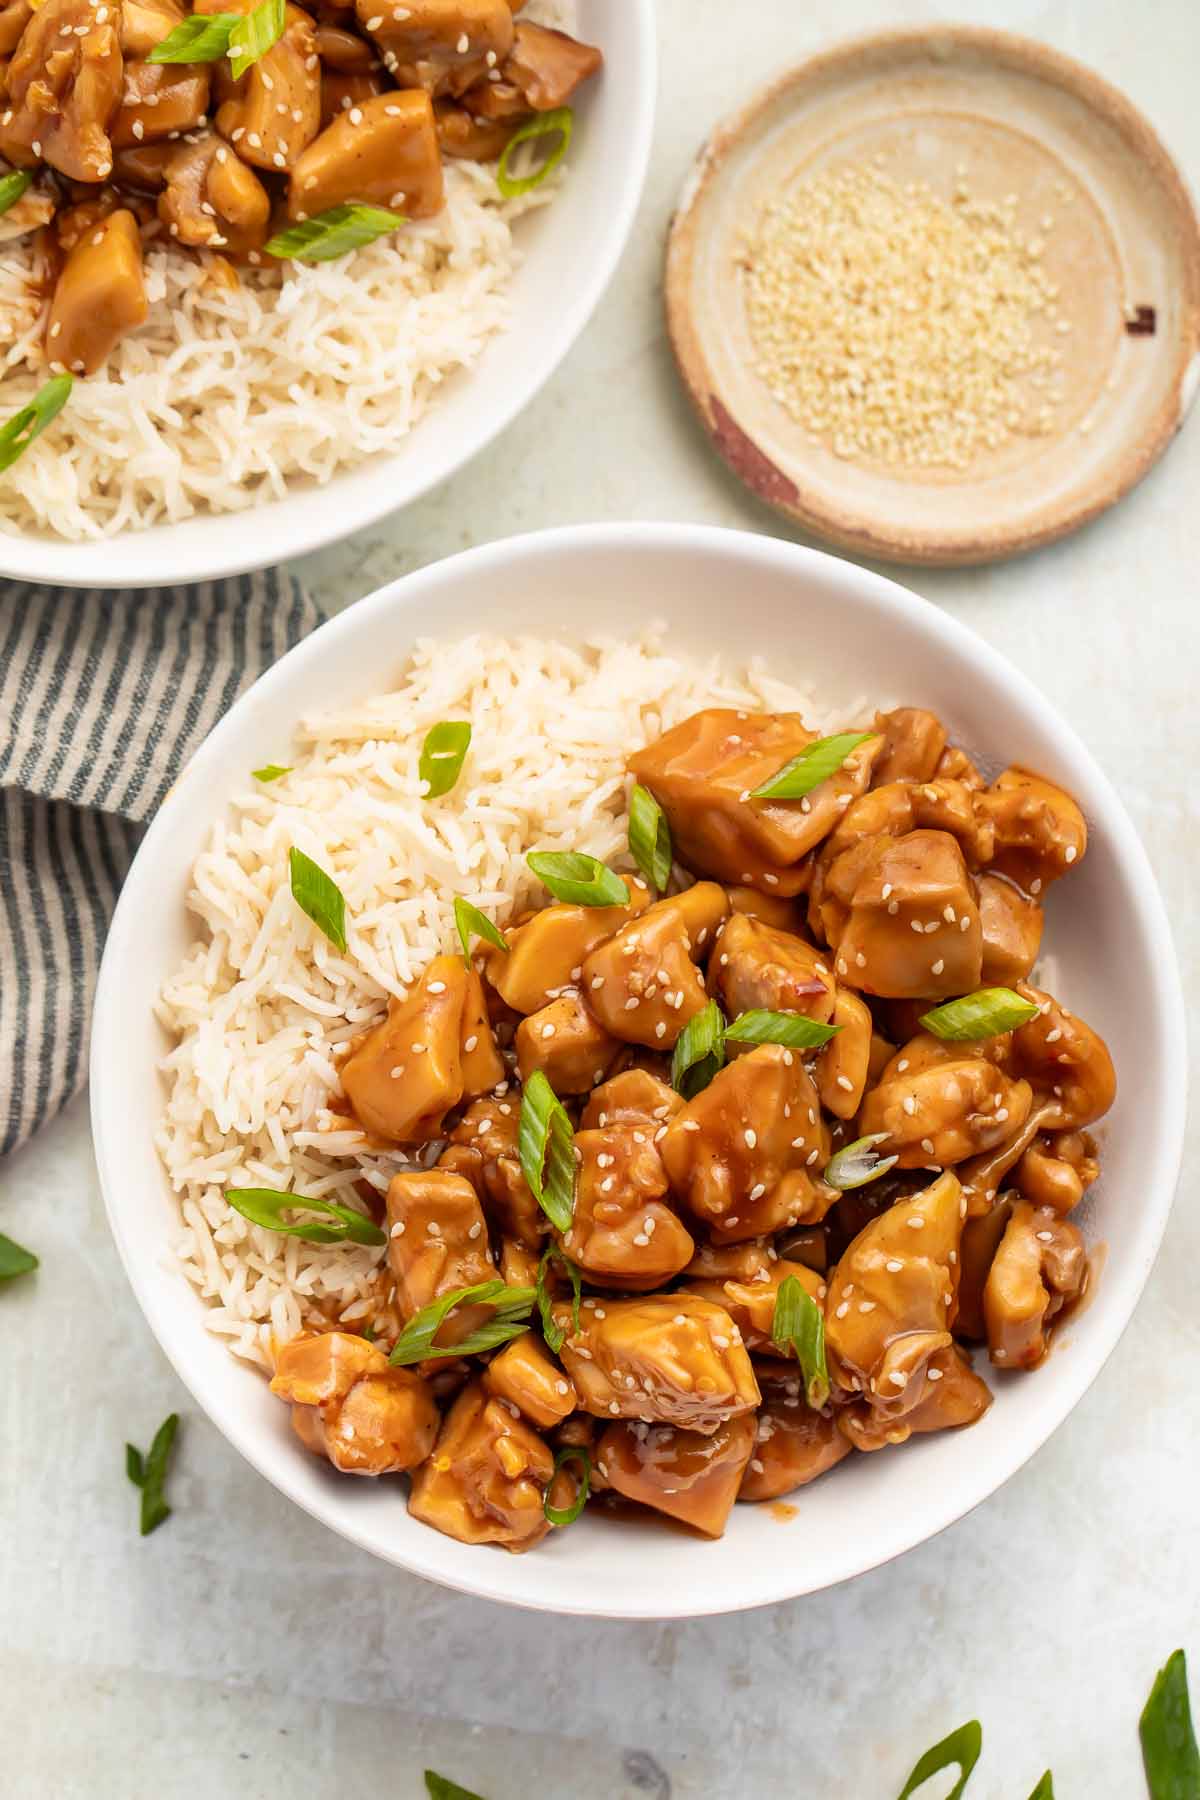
[271,1330,439,1473]
[581,882,728,1051]
[738,1374,852,1501]
[983,1200,1087,1369]
[562,1125,694,1291]
[408,1380,554,1551]
[597,1413,756,1538]
[385,1168,495,1339]
[555,1293,760,1433]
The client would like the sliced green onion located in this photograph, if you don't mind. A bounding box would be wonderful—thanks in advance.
[148,12,238,62]
[0,374,72,474]
[288,846,347,953]
[543,1443,590,1528]
[360,1320,376,1344]
[1141,1649,1200,1799]
[418,720,471,797]
[252,762,291,782]
[225,1187,384,1246]
[496,104,572,199]
[824,1131,899,1191]
[0,169,32,216]
[725,1009,841,1050]
[895,1720,982,1800]
[227,0,284,77]
[125,1412,179,1537]
[670,998,726,1100]
[920,987,1042,1042]
[388,1280,535,1366]
[770,1274,830,1410]
[424,1773,485,1800]
[536,1242,581,1354]
[628,783,672,894]
[0,1231,38,1281]
[266,203,406,264]
[453,895,508,966]
[751,730,875,801]
[518,1070,576,1232]
[525,850,629,908]
[1026,1777,1055,1800]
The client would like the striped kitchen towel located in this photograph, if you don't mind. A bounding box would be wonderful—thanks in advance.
[0,572,325,1158]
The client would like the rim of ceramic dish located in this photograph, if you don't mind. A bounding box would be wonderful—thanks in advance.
[91,524,1188,1616]
[665,25,1200,566]
[0,4,657,589]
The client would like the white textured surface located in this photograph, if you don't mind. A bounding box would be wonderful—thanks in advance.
[3,1,1198,1794]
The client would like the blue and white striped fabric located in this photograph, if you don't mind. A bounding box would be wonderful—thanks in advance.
[0,572,324,1158]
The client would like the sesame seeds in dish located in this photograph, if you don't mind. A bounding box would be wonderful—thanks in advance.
[157,630,1115,1553]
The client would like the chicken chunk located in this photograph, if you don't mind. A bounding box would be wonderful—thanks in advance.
[579,1067,683,1133]
[710,910,836,1024]
[980,767,1087,893]
[500,20,602,109]
[983,1200,1087,1369]
[659,1043,831,1242]
[825,830,983,999]
[838,1344,992,1450]
[738,1382,851,1500]
[45,208,147,375]
[0,0,30,56]
[158,133,270,253]
[271,1330,438,1474]
[582,883,728,1050]
[859,1049,1034,1169]
[1010,984,1116,1130]
[212,1,321,173]
[824,1170,965,1422]
[515,988,620,1094]
[359,0,513,97]
[110,60,209,148]
[814,986,872,1118]
[555,1294,759,1432]
[1012,1129,1099,1215]
[484,1330,576,1428]
[954,1197,1013,1339]
[479,881,650,1016]
[629,709,883,894]
[119,0,181,56]
[433,98,514,158]
[597,1413,755,1538]
[870,706,947,785]
[445,1096,543,1247]
[408,1381,553,1551]
[287,86,443,216]
[320,67,384,129]
[685,1259,824,1357]
[977,871,1043,985]
[562,1126,694,1291]
[384,1169,495,1335]
[1,0,123,181]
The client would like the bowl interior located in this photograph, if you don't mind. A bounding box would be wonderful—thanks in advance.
[91,524,1186,1617]
[0,0,656,590]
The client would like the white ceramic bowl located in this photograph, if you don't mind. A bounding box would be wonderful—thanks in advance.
[91,524,1187,1618]
[1,3,655,590]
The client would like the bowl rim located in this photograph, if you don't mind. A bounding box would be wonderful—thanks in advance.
[0,2,658,590]
[90,522,1189,1617]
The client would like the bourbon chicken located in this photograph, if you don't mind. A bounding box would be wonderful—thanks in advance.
[0,0,602,375]
[264,700,1113,1554]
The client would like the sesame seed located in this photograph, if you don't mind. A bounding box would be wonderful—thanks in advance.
[907,1215,923,1230]
[927,1367,944,1382]
[456,30,469,51]
[886,1259,903,1272]
[858,1300,876,1314]
[902,1096,917,1116]
[921,1137,935,1154]
[931,959,945,976]
[390,1221,405,1237]
[464,1035,478,1052]
[836,1074,854,1092]
[835,1301,849,1318]
[468,1221,482,1239]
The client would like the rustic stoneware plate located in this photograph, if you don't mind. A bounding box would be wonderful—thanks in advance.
[92,524,1187,1618]
[666,27,1200,566]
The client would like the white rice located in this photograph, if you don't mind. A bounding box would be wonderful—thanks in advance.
[0,0,574,540]
[156,632,863,1369]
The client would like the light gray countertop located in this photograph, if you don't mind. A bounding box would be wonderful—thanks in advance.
[4,2,1198,1795]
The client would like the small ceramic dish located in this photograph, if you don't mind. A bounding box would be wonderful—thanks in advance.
[91,522,1187,1618]
[666,27,1200,565]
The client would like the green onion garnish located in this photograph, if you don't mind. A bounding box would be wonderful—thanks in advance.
[252,763,291,782]
[496,104,572,199]
[453,895,508,966]
[1026,1776,1055,1800]
[770,1274,830,1410]
[895,1720,982,1800]
[227,0,284,77]
[543,1443,590,1528]
[823,1131,899,1191]
[920,987,1042,1042]
[417,720,472,797]
[517,1069,576,1233]
[266,203,407,264]
[125,1413,179,1537]
[0,1231,38,1281]
[424,1773,485,1800]
[751,730,874,801]
[148,11,238,61]
[0,169,32,216]
[0,374,72,474]
[670,998,726,1099]
[536,1242,582,1353]
[225,1187,385,1245]
[627,783,672,894]
[288,846,347,953]
[388,1281,535,1366]
[1141,1649,1200,1799]
[525,850,629,908]
[725,1008,841,1050]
